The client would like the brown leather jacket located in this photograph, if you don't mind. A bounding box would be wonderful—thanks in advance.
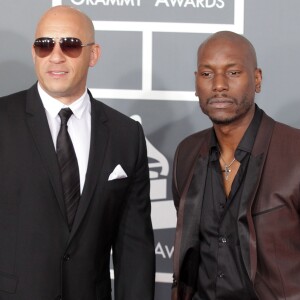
[172,111,300,300]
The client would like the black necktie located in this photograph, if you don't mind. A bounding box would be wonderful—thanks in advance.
[56,108,80,230]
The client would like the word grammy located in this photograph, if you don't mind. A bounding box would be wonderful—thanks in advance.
[70,0,225,7]
[71,0,141,5]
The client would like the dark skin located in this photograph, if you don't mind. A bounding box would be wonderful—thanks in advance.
[195,31,262,196]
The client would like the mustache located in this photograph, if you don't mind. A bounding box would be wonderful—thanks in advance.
[207,94,236,104]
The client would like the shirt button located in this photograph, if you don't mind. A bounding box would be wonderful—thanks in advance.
[63,254,70,261]
[218,272,225,278]
[219,237,227,245]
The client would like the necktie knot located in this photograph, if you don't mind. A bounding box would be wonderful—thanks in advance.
[59,108,73,125]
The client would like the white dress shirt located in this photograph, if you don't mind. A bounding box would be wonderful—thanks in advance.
[38,83,91,193]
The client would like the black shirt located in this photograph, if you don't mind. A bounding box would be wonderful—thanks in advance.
[193,106,262,300]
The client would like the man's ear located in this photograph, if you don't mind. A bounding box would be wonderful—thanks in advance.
[255,68,262,93]
[194,71,198,96]
[31,45,36,64]
[89,44,101,67]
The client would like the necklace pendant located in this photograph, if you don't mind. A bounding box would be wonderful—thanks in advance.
[219,154,236,181]
[224,165,231,180]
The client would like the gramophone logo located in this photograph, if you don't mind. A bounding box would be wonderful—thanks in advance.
[131,115,177,284]
[131,115,176,231]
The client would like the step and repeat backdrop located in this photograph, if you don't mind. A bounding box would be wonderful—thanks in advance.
[1,0,300,298]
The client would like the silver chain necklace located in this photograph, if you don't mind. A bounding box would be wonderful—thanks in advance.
[219,155,236,180]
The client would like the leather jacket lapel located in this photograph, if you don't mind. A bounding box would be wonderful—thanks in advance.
[174,129,211,294]
[238,112,275,282]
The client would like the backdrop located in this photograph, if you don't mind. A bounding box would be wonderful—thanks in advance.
[1,1,300,298]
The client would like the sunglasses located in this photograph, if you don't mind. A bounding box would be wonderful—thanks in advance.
[33,37,95,58]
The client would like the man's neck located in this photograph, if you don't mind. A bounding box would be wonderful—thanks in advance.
[213,109,255,156]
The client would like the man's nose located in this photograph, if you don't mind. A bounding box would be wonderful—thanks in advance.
[49,42,66,63]
[212,73,229,92]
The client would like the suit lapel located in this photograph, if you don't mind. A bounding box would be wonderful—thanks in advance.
[174,130,211,278]
[69,95,109,242]
[25,84,67,222]
[238,112,275,281]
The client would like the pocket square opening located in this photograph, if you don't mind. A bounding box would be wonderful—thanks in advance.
[108,164,128,181]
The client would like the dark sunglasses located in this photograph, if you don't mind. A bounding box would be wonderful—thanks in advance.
[33,37,95,58]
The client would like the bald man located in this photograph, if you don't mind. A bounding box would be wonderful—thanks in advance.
[172,31,300,299]
[0,5,154,300]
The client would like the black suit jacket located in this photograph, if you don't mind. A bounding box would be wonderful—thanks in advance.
[172,109,300,300]
[0,84,155,300]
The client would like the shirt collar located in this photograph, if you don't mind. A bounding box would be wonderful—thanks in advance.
[235,104,262,156]
[210,130,219,162]
[38,83,90,120]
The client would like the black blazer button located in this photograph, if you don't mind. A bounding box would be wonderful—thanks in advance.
[63,254,70,261]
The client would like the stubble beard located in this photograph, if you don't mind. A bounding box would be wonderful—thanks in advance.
[200,95,254,125]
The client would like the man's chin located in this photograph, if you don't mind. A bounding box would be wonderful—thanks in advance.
[209,114,237,125]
